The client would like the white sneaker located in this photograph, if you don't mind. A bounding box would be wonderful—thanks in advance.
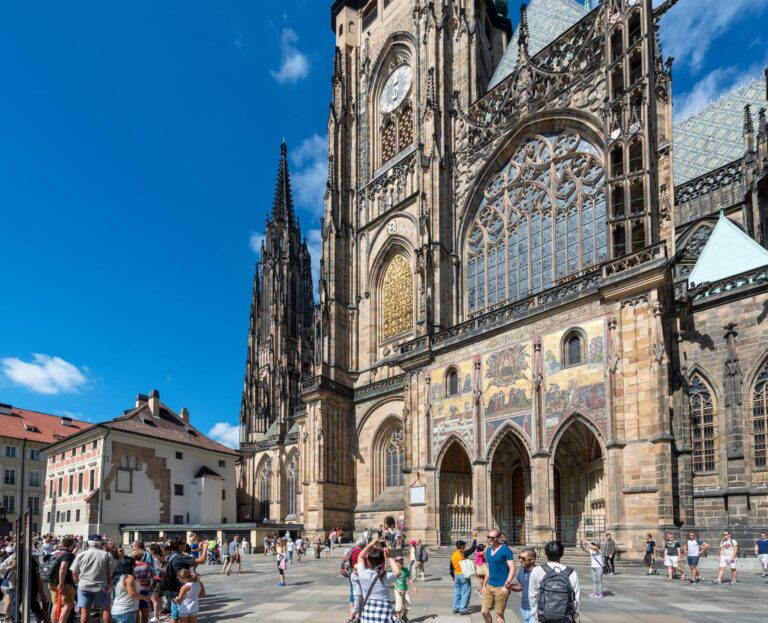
[149,618,159,623]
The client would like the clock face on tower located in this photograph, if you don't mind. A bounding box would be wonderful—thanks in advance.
[379,65,413,114]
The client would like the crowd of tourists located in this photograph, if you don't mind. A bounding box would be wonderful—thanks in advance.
[11,525,768,623]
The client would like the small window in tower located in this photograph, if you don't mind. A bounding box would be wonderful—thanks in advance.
[611,66,624,100]
[611,28,623,62]
[612,185,626,217]
[630,179,645,213]
[629,53,642,84]
[446,369,459,397]
[381,117,397,164]
[613,224,627,257]
[611,145,624,177]
[629,141,643,172]
[632,221,646,251]
[362,1,378,29]
[628,13,642,45]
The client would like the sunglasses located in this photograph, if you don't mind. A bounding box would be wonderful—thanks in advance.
[519,557,533,561]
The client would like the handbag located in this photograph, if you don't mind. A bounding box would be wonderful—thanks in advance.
[278,557,287,570]
[476,562,488,577]
[459,558,476,578]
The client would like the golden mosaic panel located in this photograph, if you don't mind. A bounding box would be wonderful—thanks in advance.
[382,254,413,340]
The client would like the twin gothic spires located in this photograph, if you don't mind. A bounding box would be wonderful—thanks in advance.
[239,142,314,443]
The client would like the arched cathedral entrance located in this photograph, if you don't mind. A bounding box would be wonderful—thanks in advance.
[489,429,530,545]
[438,441,473,546]
[552,418,605,545]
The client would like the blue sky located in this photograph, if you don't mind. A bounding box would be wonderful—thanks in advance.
[1,0,766,448]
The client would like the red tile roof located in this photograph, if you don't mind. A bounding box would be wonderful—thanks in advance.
[0,405,92,444]
[101,402,239,456]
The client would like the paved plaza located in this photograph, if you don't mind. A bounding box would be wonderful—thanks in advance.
[195,549,768,623]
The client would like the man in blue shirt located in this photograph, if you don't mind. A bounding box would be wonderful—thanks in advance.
[754,531,768,576]
[480,529,516,623]
[510,548,536,623]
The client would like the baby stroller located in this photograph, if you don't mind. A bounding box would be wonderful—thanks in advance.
[207,547,222,565]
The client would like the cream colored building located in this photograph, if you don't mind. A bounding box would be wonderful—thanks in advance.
[43,390,238,538]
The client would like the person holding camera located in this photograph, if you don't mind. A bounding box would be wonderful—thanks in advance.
[354,539,401,623]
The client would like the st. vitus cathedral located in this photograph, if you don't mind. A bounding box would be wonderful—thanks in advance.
[237,0,768,556]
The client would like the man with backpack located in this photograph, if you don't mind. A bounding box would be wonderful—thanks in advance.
[46,538,77,623]
[528,540,579,623]
[162,538,201,622]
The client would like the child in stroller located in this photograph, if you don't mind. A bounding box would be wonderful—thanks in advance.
[207,545,222,565]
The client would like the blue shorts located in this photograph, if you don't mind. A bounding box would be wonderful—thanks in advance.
[169,591,180,620]
[112,613,136,623]
[77,588,112,609]
[687,556,700,567]
[139,589,150,609]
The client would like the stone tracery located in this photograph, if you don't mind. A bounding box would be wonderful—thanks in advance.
[466,129,607,314]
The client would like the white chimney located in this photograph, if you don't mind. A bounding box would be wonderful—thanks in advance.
[180,407,190,424]
[148,389,160,418]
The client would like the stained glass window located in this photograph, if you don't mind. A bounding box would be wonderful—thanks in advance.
[286,453,299,515]
[382,255,413,340]
[258,458,272,519]
[467,130,607,314]
[690,375,715,473]
[385,428,405,487]
[566,334,582,367]
[754,363,768,469]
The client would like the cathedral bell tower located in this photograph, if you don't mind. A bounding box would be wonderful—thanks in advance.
[238,142,313,522]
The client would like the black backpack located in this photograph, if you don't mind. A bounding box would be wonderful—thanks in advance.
[536,564,576,623]
[39,552,64,584]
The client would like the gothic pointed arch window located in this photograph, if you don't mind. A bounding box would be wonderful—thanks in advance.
[753,362,768,468]
[689,374,716,474]
[381,254,413,340]
[385,427,405,488]
[256,457,272,520]
[286,452,299,517]
[466,129,607,315]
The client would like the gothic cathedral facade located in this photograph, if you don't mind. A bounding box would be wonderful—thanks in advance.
[238,0,768,555]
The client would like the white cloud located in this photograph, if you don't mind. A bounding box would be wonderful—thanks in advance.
[1,354,88,395]
[249,231,266,254]
[208,422,240,449]
[307,228,323,297]
[291,134,327,217]
[657,0,768,72]
[271,28,310,84]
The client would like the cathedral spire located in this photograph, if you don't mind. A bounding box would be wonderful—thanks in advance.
[271,141,295,225]
[517,3,529,64]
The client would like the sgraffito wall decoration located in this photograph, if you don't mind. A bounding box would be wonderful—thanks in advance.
[541,316,607,440]
[483,341,533,445]
[430,358,475,457]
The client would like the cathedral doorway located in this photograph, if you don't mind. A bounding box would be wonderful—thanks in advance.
[438,440,473,546]
[489,429,530,545]
[552,418,605,545]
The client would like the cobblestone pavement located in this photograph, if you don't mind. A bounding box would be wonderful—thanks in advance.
[194,550,768,623]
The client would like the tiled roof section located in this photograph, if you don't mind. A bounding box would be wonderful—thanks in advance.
[673,77,765,185]
[488,0,589,90]
[0,405,91,444]
[194,466,223,478]
[104,403,239,456]
[688,211,768,287]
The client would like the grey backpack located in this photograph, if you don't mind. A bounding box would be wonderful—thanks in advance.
[536,564,576,623]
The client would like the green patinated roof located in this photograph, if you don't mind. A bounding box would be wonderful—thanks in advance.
[264,418,280,438]
[688,211,768,287]
[673,77,765,185]
[287,421,300,435]
[488,0,589,90]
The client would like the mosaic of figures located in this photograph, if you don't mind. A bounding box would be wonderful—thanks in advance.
[542,316,607,439]
[484,341,533,444]
[428,316,610,458]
